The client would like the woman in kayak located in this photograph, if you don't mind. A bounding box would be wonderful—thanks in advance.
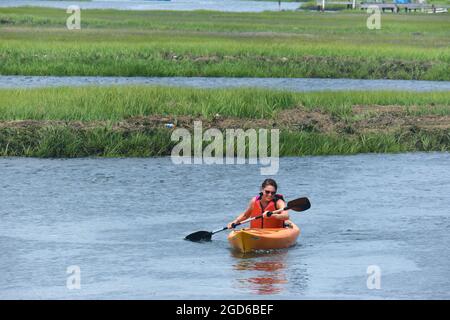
[227,179,290,229]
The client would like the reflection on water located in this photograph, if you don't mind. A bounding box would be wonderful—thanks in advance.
[232,250,289,295]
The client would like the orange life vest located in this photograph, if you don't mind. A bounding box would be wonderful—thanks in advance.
[250,194,285,229]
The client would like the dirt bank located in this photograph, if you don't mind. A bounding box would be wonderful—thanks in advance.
[1,106,448,135]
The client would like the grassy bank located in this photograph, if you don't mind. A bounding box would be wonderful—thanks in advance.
[3,124,448,158]
[0,8,449,79]
[0,86,448,157]
[1,86,450,120]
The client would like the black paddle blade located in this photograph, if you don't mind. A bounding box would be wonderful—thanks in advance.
[184,231,213,242]
[286,197,311,212]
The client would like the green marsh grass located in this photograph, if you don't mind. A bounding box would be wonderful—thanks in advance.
[0,86,448,157]
[0,8,449,79]
[1,126,448,158]
[1,86,449,121]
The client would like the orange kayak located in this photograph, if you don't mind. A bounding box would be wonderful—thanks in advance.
[227,221,300,253]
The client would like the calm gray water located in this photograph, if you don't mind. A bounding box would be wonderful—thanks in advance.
[0,0,300,12]
[1,152,449,299]
[2,76,450,92]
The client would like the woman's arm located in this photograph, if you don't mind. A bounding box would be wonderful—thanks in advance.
[265,199,289,220]
[227,199,254,229]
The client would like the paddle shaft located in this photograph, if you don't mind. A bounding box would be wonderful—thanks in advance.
[211,206,287,235]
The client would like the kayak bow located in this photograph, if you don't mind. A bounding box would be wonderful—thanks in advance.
[227,221,300,253]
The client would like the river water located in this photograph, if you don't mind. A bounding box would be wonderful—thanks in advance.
[2,76,450,92]
[0,152,449,299]
[0,0,301,12]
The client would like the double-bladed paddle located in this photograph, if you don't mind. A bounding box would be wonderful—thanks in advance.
[184,196,311,242]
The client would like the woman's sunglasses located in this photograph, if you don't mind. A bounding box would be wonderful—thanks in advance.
[263,190,276,195]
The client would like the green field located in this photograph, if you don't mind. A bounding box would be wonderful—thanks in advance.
[0,86,448,157]
[1,86,449,120]
[0,8,449,79]
[0,8,448,157]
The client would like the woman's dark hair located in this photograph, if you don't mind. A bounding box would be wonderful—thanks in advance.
[261,178,277,191]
